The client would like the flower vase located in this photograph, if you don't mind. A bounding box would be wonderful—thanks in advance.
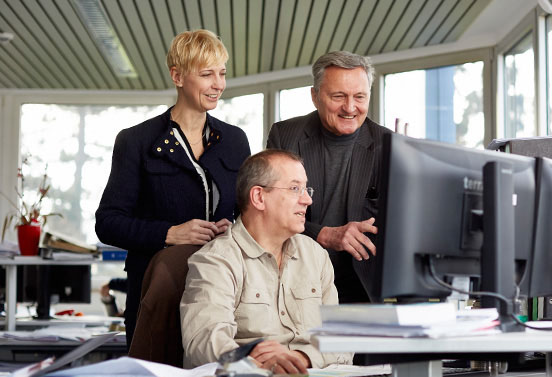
[17,222,41,256]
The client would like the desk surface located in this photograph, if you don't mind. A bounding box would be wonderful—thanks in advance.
[314,329,552,354]
[0,256,122,265]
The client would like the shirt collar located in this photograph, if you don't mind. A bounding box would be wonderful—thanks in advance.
[232,216,299,260]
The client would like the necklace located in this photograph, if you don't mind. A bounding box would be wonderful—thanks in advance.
[170,111,205,146]
[187,134,204,145]
[186,126,206,145]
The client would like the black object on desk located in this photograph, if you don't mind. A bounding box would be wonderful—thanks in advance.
[0,264,92,319]
[26,332,118,377]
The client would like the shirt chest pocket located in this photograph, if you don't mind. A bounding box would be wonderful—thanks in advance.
[235,288,273,337]
[290,282,323,328]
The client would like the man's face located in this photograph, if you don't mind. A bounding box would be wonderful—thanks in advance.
[264,157,313,238]
[311,66,370,136]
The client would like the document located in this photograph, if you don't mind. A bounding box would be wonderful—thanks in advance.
[43,250,97,261]
[320,302,457,326]
[313,307,499,338]
[40,357,218,376]
[308,363,391,376]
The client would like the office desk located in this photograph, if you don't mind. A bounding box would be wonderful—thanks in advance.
[314,331,552,377]
[0,337,127,368]
[1,256,123,331]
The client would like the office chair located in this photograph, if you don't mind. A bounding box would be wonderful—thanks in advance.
[128,244,201,367]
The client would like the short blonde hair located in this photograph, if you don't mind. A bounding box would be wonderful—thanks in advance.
[166,29,228,74]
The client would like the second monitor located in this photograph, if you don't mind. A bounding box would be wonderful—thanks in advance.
[372,133,536,304]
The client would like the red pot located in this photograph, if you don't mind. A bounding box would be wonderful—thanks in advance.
[17,222,41,256]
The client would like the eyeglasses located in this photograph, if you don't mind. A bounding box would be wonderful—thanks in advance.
[260,185,314,198]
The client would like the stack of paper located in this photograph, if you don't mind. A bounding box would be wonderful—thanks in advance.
[12,357,218,377]
[311,302,499,338]
[0,240,19,257]
[42,231,98,255]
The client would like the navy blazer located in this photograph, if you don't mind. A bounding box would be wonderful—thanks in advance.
[96,107,251,272]
[267,110,391,301]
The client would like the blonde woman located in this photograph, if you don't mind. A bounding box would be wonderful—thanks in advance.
[96,30,251,347]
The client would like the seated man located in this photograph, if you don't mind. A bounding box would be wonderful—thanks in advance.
[181,149,352,373]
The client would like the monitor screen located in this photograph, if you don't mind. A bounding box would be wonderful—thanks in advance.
[373,133,536,302]
[0,265,91,317]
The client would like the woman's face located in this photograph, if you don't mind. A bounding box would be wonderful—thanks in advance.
[177,63,226,113]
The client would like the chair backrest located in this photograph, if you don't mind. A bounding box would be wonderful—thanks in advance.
[128,244,201,367]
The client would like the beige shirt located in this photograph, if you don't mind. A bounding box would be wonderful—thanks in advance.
[180,216,352,368]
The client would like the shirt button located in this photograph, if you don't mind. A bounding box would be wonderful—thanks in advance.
[267,254,272,258]
[296,331,300,335]
[281,311,285,316]
[256,293,260,298]
[311,288,316,293]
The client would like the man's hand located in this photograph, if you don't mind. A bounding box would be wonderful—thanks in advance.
[316,218,377,261]
[100,283,110,298]
[249,340,309,375]
[165,219,221,245]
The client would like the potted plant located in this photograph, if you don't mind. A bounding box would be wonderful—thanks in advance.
[1,157,61,255]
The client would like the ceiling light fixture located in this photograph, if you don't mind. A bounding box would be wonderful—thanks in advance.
[72,0,137,78]
[0,32,14,44]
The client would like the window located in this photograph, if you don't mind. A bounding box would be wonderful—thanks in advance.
[279,86,316,121]
[504,33,535,138]
[210,93,264,154]
[20,104,168,245]
[19,104,168,315]
[546,17,552,135]
[384,62,485,148]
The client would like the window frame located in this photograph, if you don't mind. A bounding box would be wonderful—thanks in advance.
[222,75,313,148]
[0,90,175,241]
[372,48,493,145]
[494,7,549,139]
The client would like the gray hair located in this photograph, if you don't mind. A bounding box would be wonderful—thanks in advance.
[236,149,303,212]
[312,51,374,93]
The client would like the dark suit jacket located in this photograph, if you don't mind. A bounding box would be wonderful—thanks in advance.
[267,110,391,301]
[95,107,250,344]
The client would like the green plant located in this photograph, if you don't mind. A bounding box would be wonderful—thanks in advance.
[1,157,62,241]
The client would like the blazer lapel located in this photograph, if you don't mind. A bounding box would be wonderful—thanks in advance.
[299,116,325,222]
[347,121,375,221]
[151,126,196,172]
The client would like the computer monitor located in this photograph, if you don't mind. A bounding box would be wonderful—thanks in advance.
[528,157,552,297]
[1,265,91,318]
[373,134,536,310]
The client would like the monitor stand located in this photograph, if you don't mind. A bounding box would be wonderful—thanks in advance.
[481,161,524,332]
[35,265,52,320]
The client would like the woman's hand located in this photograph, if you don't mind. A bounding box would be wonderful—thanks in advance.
[249,340,309,375]
[214,218,232,236]
[165,219,221,245]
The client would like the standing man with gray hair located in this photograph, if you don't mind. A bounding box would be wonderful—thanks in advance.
[267,51,391,303]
